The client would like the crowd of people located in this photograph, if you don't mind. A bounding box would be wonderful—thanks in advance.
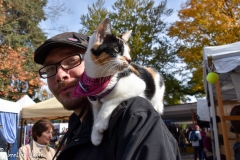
[18,118,233,160]
[178,125,208,159]
[177,125,229,160]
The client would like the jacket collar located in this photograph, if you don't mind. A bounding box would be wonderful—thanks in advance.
[30,140,51,158]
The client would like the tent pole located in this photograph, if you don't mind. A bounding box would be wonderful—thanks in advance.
[208,83,221,160]
[19,118,23,148]
[215,80,231,160]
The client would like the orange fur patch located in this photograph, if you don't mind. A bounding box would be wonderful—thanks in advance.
[146,67,156,78]
[91,51,111,66]
[130,65,140,76]
[93,43,100,50]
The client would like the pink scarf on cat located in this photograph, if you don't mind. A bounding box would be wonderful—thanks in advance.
[72,71,112,97]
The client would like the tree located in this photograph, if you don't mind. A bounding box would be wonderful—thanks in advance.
[168,0,240,96]
[0,0,48,100]
[79,0,192,104]
[0,45,45,99]
[0,0,72,100]
[80,0,109,34]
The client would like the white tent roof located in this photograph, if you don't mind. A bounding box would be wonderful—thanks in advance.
[197,98,210,121]
[0,98,21,114]
[21,97,73,119]
[203,41,240,73]
[203,41,240,101]
[16,95,35,108]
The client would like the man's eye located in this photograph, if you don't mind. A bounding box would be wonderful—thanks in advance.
[66,57,79,64]
[45,66,55,73]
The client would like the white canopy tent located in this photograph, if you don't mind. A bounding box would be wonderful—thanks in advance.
[16,95,35,108]
[0,98,22,114]
[21,97,73,120]
[0,98,21,159]
[203,41,240,102]
[203,41,240,160]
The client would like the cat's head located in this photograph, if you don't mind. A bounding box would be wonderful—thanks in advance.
[84,18,132,78]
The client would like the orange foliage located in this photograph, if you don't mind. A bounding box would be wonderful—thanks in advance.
[168,0,240,93]
[0,45,43,100]
[0,0,6,25]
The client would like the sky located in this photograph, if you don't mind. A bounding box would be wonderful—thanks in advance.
[39,0,186,38]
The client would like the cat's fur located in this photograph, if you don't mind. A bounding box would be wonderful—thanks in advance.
[76,18,165,146]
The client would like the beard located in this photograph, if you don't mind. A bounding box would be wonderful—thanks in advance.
[57,96,91,111]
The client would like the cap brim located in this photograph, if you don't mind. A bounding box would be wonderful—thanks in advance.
[34,41,87,65]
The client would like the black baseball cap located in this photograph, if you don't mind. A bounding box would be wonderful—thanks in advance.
[34,32,89,65]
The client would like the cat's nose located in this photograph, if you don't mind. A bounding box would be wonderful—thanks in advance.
[122,56,131,64]
[126,58,131,64]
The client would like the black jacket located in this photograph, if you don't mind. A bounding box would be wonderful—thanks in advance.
[57,97,181,160]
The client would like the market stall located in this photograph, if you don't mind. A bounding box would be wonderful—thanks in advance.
[203,41,240,160]
[19,97,73,147]
[0,98,22,160]
[21,97,72,120]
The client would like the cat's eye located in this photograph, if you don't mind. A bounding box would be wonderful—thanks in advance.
[114,47,119,53]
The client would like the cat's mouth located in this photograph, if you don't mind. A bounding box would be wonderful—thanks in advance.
[121,56,131,64]
[125,58,131,64]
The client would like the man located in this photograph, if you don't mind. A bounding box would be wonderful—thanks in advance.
[189,125,202,160]
[34,32,181,160]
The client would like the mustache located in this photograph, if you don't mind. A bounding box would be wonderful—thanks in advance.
[56,80,78,94]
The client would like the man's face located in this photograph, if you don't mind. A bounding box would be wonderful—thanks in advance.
[44,46,87,110]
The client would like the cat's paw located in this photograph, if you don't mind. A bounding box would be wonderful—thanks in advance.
[91,127,103,146]
[96,120,109,133]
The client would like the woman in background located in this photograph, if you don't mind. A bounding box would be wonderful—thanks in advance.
[203,131,213,160]
[18,119,55,160]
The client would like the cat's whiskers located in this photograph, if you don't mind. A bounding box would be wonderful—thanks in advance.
[99,63,119,83]
[92,59,118,74]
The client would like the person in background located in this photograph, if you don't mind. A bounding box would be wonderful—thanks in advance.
[179,130,187,155]
[201,128,207,139]
[18,119,55,160]
[186,126,193,144]
[50,130,58,148]
[233,134,240,160]
[189,125,202,160]
[200,127,207,159]
[33,32,181,160]
[203,130,213,160]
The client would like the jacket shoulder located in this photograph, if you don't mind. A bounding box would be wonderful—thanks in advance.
[123,96,157,113]
[108,96,181,160]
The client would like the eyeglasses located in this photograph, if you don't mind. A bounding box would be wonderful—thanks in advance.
[39,54,83,78]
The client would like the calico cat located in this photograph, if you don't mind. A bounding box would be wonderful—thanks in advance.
[72,18,165,146]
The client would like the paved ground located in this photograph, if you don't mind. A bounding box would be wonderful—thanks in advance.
[181,153,194,160]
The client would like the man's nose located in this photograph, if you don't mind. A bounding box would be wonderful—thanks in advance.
[55,65,68,79]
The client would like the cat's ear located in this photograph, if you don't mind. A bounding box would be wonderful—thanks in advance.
[95,18,111,42]
[121,30,132,41]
